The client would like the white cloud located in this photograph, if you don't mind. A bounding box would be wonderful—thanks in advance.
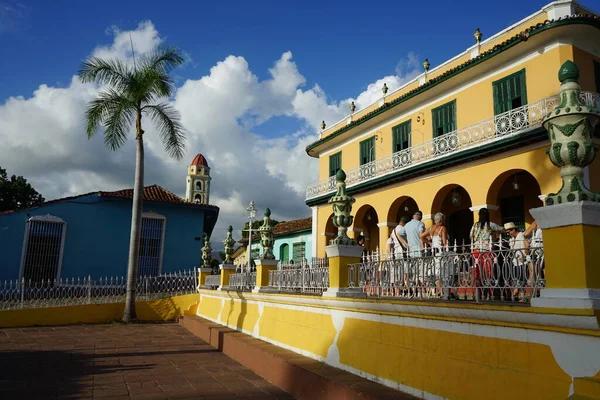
[0,21,421,245]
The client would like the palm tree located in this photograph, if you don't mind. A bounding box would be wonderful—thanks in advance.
[78,46,186,322]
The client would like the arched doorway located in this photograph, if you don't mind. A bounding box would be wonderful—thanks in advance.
[387,196,419,223]
[487,170,543,231]
[432,185,473,247]
[354,205,379,252]
[279,243,289,262]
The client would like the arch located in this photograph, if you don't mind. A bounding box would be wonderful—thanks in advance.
[353,204,380,252]
[386,196,420,223]
[194,193,202,203]
[279,243,289,262]
[486,169,543,230]
[324,213,336,243]
[431,184,473,246]
[195,181,202,191]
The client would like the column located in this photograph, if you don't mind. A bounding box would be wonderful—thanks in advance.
[253,259,278,293]
[323,244,364,297]
[218,264,236,290]
[530,203,600,309]
[198,267,213,287]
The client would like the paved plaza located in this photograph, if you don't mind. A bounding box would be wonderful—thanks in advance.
[0,323,294,400]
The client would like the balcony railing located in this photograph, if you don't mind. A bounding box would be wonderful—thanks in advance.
[229,272,256,291]
[204,274,221,288]
[306,91,600,200]
[348,244,545,303]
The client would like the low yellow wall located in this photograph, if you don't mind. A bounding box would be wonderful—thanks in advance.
[196,291,600,400]
[0,293,199,328]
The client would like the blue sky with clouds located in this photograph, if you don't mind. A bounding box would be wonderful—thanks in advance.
[0,0,596,236]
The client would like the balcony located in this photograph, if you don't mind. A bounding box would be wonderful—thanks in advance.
[306,91,600,201]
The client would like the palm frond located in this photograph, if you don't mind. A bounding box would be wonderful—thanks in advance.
[84,89,136,150]
[139,46,185,75]
[143,103,186,159]
[78,57,132,90]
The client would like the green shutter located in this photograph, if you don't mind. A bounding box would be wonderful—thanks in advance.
[431,100,456,138]
[329,152,342,177]
[279,244,289,262]
[292,242,305,263]
[359,137,375,165]
[392,120,411,153]
[492,69,527,115]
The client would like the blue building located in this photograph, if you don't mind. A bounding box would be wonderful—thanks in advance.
[0,184,219,281]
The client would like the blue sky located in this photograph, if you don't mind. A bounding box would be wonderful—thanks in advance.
[0,0,596,234]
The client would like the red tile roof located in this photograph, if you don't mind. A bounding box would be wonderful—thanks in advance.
[0,184,218,215]
[191,153,209,167]
[238,216,312,245]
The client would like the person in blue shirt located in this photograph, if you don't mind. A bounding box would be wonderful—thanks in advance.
[404,211,425,258]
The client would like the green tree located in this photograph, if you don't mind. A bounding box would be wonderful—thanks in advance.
[0,167,45,212]
[78,46,186,322]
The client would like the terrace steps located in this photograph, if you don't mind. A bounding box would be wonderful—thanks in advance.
[178,314,418,400]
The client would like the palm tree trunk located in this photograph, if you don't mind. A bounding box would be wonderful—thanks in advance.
[123,111,145,322]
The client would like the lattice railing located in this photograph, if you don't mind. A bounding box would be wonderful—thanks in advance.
[268,258,330,293]
[306,92,600,199]
[204,274,221,288]
[0,269,198,310]
[228,272,256,291]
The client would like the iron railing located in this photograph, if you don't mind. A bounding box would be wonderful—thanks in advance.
[268,257,330,293]
[348,246,545,302]
[204,274,221,288]
[228,272,256,291]
[0,269,198,310]
[306,91,600,199]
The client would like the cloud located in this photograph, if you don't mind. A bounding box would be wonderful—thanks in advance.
[0,21,421,244]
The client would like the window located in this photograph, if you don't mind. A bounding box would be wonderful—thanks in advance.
[138,213,166,277]
[292,242,306,263]
[493,69,527,115]
[279,244,289,262]
[329,152,342,177]
[196,181,202,190]
[359,137,376,165]
[20,215,67,282]
[392,120,411,153]
[431,100,456,137]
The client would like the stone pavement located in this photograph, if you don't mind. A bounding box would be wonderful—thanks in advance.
[0,323,294,400]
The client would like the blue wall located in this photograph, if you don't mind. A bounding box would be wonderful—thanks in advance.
[0,195,214,280]
[273,230,313,264]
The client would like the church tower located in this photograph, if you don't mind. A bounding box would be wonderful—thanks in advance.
[185,153,211,204]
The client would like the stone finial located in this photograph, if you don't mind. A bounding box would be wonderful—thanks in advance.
[474,28,482,44]
[328,169,356,245]
[542,60,600,205]
[423,59,430,72]
[222,225,235,264]
[382,83,388,96]
[350,101,356,113]
[258,208,275,260]
[201,233,212,269]
[321,120,326,130]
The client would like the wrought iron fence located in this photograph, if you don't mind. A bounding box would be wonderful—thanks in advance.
[306,91,600,199]
[348,246,545,303]
[0,269,198,310]
[228,272,256,291]
[269,258,330,293]
[204,274,221,288]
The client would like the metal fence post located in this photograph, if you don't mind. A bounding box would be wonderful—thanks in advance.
[145,276,149,299]
[20,278,25,309]
[87,275,92,304]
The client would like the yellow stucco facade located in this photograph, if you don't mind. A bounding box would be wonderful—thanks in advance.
[307,3,600,256]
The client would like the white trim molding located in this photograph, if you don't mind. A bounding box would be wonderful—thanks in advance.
[469,204,500,212]
[311,206,318,258]
[321,232,335,237]
[141,211,167,275]
[543,0,576,20]
[531,288,600,310]
[19,214,68,281]
[530,202,600,229]
[348,228,363,233]
[538,194,547,202]
[422,214,432,220]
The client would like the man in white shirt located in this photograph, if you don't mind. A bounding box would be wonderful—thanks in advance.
[505,222,530,301]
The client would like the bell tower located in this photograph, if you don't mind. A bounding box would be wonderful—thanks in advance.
[185,153,211,204]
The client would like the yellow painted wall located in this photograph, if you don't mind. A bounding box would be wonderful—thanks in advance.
[316,145,560,256]
[0,294,199,328]
[194,291,600,400]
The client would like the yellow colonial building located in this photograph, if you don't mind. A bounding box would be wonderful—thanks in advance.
[306,0,600,257]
